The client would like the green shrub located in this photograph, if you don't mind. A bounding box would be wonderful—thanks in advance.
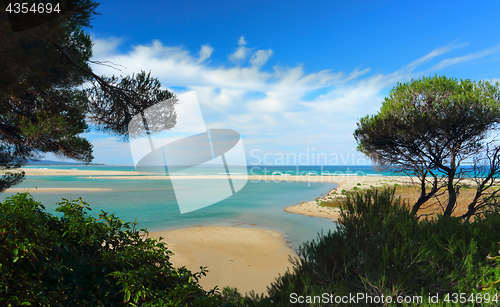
[0,193,230,306]
[253,188,500,306]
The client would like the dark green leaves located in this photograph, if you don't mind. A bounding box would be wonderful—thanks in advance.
[0,194,225,306]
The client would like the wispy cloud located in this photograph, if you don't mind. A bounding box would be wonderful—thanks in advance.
[428,43,500,71]
[404,40,468,72]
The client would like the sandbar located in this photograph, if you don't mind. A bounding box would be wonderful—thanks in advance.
[285,201,341,220]
[14,168,409,187]
[75,173,403,186]
[149,226,296,295]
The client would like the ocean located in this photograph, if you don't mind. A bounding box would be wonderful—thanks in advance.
[1,165,388,249]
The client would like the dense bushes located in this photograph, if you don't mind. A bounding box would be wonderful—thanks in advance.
[0,193,229,306]
[240,188,500,306]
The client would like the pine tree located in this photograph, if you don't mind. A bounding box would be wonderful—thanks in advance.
[0,0,176,191]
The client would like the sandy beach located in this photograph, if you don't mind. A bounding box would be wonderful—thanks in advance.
[285,200,342,220]
[149,226,296,295]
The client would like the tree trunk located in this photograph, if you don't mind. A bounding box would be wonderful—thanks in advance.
[443,171,457,216]
[411,173,439,216]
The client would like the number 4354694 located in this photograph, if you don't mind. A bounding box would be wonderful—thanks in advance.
[6,2,61,14]
[443,293,498,304]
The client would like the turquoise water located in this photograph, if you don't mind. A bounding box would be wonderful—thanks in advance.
[1,166,358,249]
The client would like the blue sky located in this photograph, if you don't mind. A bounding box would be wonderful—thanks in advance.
[53,0,500,165]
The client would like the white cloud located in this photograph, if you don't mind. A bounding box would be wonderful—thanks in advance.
[250,49,273,67]
[228,36,253,62]
[87,38,500,164]
[191,86,246,111]
[198,44,214,62]
[92,36,123,58]
[229,45,251,62]
[246,95,286,113]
